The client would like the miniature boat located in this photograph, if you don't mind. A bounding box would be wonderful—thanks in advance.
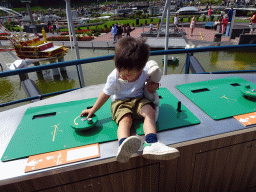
[0,24,68,60]
[162,56,179,65]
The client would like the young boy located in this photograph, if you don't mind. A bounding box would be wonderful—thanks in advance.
[80,37,180,163]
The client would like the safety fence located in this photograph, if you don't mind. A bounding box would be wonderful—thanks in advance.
[1,44,256,108]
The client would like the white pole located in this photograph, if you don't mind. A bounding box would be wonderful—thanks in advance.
[163,0,170,75]
[66,3,73,50]
[65,0,85,87]
[157,0,168,38]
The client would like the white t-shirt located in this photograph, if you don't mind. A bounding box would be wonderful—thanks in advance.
[103,64,150,101]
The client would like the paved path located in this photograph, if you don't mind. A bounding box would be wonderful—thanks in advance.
[91,26,236,48]
[183,27,230,41]
[92,27,150,42]
[2,25,238,49]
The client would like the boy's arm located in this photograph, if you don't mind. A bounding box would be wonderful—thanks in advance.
[80,91,110,118]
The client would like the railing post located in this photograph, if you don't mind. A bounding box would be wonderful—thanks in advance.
[185,52,191,74]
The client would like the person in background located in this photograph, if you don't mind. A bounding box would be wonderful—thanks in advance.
[174,14,179,32]
[221,8,225,17]
[122,24,127,37]
[47,21,51,32]
[116,23,123,40]
[149,22,154,33]
[222,15,229,34]
[190,17,196,36]
[208,7,212,21]
[48,21,52,34]
[227,0,230,7]
[55,20,59,34]
[228,7,234,22]
[52,22,56,34]
[249,12,256,34]
[111,24,117,43]
[213,16,222,32]
[126,23,132,37]
[157,21,160,30]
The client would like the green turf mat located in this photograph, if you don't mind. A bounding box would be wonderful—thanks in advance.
[1,98,118,162]
[176,76,256,120]
[134,88,200,135]
[2,88,200,162]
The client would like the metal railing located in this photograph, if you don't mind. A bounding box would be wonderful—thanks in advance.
[1,44,256,108]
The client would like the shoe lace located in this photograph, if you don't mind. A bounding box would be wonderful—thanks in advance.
[142,141,151,148]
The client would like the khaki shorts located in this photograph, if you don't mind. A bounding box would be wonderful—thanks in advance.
[111,97,154,124]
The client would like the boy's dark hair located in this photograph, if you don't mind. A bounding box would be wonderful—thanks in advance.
[114,37,150,71]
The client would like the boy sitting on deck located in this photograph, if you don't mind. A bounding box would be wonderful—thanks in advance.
[80,37,180,163]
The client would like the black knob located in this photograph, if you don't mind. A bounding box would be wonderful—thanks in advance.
[177,101,182,112]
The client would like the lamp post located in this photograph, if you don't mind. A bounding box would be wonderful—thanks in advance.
[21,0,37,35]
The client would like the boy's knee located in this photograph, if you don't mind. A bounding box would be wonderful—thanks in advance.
[140,104,155,118]
[119,113,132,124]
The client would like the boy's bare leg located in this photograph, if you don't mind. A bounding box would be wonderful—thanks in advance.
[116,113,141,163]
[140,104,180,160]
[117,113,133,140]
[139,104,157,135]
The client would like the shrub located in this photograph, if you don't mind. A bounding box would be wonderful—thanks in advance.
[129,15,134,19]
[94,32,100,37]
[47,36,94,41]
[0,33,11,36]
[247,12,253,17]
[76,29,90,34]
[60,29,90,35]
[151,18,153,22]
[132,23,135,27]
[210,15,214,21]
[143,9,148,14]
[77,36,94,41]
[203,15,206,21]
[0,36,8,40]
[135,10,143,16]
[216,10,221,14]
[86,31,92,36]
[104,24,107,28]
[140,23,143,27]
[196,16,200,21]
[145,20,148,25]
[179,17,183,22]
[141,14,146,19]
[60,32,68,35]
[188,16,192,22]
[104,29,111,33]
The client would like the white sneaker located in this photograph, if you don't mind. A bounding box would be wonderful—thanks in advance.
[116,136,141,163]
[142,141,180,160]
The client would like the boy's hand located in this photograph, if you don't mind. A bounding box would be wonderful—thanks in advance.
[80,108,95,119]
[80,91,110,119]
[147,81,160,93]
